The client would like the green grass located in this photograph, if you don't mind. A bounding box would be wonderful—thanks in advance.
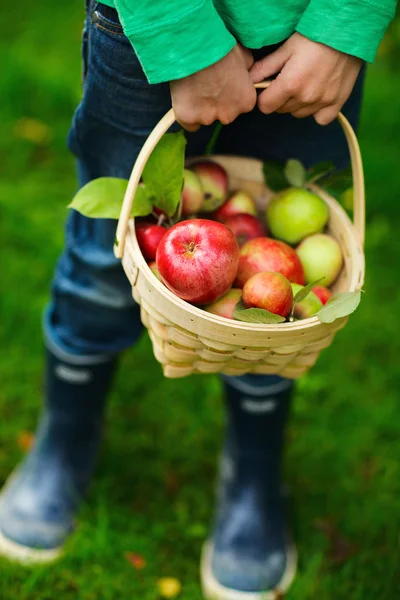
[1,2,400,598]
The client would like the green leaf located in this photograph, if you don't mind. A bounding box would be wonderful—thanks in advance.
[233,300,286,324]
[68,177,153,219]
[306,160,335,182]
[293,279,324,304]
[284,159,306,187]
[317,290,362,323]
[142,131,186,217]
[262,160,288,192]
[321,166,353,198]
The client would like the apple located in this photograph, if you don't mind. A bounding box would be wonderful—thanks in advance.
[190,161,228,212]
[156,219,239,305]
[135,222,167,261]
[235,237,305,288]
[266,187,329,244]
[242,272,293,317]
[223,213,265,247]
[213,190,257,222]
[291,283,323,319]
[297,233,343,286]
[181,169,204,215]
[312,285,332,305]
[204,288,242,320]
[148,261,161,281]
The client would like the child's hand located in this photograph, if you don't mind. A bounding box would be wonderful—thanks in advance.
[250,33,362,125]
[170,45,257,131]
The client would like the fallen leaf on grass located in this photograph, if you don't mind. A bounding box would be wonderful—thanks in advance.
[125,552,146,570]
[157,577,182,598]
[17,430,35,451]
[14,117,52,145]
[314,518,359,566]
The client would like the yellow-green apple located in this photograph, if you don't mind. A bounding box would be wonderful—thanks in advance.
[148,261,161,281]
[223,213,265,247]
[312,285,332,305]
[135,221,167,261]
[156,219,239,305]
[213,191,257,222]
[235,237,305,288]
[181,169,204,215]
[204,288,242,319]
[297,233,343,286]
[291,283,323,319]
[242,272,293,317]
[190,161,228,212]
[266,187,329,244]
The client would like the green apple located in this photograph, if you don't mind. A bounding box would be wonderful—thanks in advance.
[291,283,323,319]
[266,187,329,244]
[297,233,343,286]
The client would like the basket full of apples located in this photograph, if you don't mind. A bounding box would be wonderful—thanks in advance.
[71,108,365,379]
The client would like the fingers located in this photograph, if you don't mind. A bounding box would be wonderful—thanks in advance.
[314,105,341,125]
[239,45,255,70]
[256,75,292,114]
[250,44,290,83]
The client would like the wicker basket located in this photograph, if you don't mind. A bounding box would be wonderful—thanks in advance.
[114,101,365,379]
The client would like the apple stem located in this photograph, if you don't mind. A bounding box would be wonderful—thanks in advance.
[157,213,166,227]
[188,241,195,252]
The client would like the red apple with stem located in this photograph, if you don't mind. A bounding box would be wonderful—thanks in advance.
[235,237,305,288]
[223,214,265,247]
[190,161,228,212]
[135,221,167,261]
[242,272,293,317]
[156,219,239,305]
[213,190,257,222]
[312,285,332,305]
[204,288,242,320]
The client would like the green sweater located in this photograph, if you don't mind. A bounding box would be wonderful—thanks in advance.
[100,0,397,84]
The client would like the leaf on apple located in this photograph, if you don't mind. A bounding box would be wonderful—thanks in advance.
[319,166,353,198]
[316,290,362,323]
[284,159,306,187]
[306,160,335,183]
[262,160,288,192]
[293,279,324,304]
[233,300,286,324]
[68,177,153,219]
[142,131,186,217]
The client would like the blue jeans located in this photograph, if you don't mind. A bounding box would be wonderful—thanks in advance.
[43,0,364,366]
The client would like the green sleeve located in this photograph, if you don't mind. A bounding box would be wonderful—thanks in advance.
[112,0,236,84]
[296,0,397,62]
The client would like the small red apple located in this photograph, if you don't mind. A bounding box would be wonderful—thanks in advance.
[312,285,332,305]
[156,219,239,305]
[135,222,167,261]
[190,161,228,212]
[223,214,265,247]
[235,237,305,288]
[213,190,257,222]
[242,272,293,317]
[181,169,204,215]
[204,288,242,320]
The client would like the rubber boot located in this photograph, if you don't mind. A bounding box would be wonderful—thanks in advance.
[202,375,297,600]
[0,349,117,563]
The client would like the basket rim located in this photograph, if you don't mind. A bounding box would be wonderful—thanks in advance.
[127,157,364,334]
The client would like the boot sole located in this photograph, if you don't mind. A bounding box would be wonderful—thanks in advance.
[200,540,297,600]
[0,529,63,564]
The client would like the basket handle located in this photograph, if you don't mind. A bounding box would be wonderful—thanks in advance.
[115,82,365,257]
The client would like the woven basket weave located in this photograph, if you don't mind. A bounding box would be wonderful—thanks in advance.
[114,98,365,379]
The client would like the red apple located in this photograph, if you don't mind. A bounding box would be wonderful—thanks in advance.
[312,285,332,305]
[242,272,293,317]
[148,261,161,281]
[223,213,265,247]
[235,237,305,288]
[213,190,257,222]
[135,222,167,261]
[204,288,242,320]
[181,169,204,215]
[156,219,239,305]
[190,161,228,212]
